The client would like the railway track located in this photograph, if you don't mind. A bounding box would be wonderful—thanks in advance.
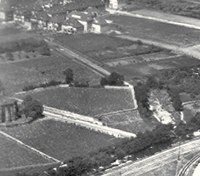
[177,153,200,176]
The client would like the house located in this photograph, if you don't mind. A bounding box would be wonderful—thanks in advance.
[61,18,84,34]
[91,17,110,33]
[108,0,127,9]
[68,11,93,32]
[48,14,65,31]
[0,0,13,21]
[47,0,105,17]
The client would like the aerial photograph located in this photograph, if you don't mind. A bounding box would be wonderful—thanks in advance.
[1,0,200,175]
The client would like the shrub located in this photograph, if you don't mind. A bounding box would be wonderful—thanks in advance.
[22,95,43,120]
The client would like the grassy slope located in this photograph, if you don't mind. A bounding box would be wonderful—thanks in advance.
[16,87,135,116]
[0,133,52,169]
[0,119,120,161]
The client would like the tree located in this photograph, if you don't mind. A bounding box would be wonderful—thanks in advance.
[22,95,43,120]
[63,68,74,84]
[100,77,108,86]
[108,72,124,86]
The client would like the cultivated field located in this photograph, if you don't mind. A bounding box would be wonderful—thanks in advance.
[0,51,100,94]
[98,110,153,133]
[54,33,168,64]
[108,14,200,47]
[0,119,120,161]
[0,133,52,169]
[16,87,135,116]
[108,55,200,81]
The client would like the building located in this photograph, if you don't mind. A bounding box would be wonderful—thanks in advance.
[108,0,127,9]
[0,99,18,123]
[47,0,105,17]
[91,17,110,33]
[68,11,93,32]
[0,0,13,21]
[48,14,65,31]
[61,18,84,34]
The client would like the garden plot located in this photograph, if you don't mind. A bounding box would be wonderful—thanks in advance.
[108,55,200,81]
[0,119,120,161]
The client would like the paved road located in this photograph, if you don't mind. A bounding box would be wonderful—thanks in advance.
[102,138,200,176]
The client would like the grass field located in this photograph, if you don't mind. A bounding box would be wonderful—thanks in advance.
[16,87,135,116]
[0,119,120,161]
[0,133,52,169]
[108,14,200,47]
[0,51,100,94]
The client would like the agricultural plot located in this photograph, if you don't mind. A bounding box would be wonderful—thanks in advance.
[108,14,200,47]
[0,133,52,169]
[0,51,100,94]
[98,110,153,133]
[108,55,200,81]
[0,119,120,161]
[16,87,135,116]
[54,33,168,64]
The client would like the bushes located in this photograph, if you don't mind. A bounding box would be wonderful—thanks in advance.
[0,38,51,56]
[23,80,63,91]
[100,72,124,86]
[22,95,43,120]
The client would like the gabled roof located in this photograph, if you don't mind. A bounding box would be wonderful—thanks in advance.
[68,11,93,22]
[63,18,83,28]
[93,17,108,25]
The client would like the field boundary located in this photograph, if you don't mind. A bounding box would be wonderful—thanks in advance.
[0,131,60,163]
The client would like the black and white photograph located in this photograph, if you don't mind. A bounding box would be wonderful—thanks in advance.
[1,0,200,175]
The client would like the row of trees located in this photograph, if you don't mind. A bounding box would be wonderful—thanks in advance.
[100,72,124,86]
[23,69,125,92]
[0,38,51,56]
